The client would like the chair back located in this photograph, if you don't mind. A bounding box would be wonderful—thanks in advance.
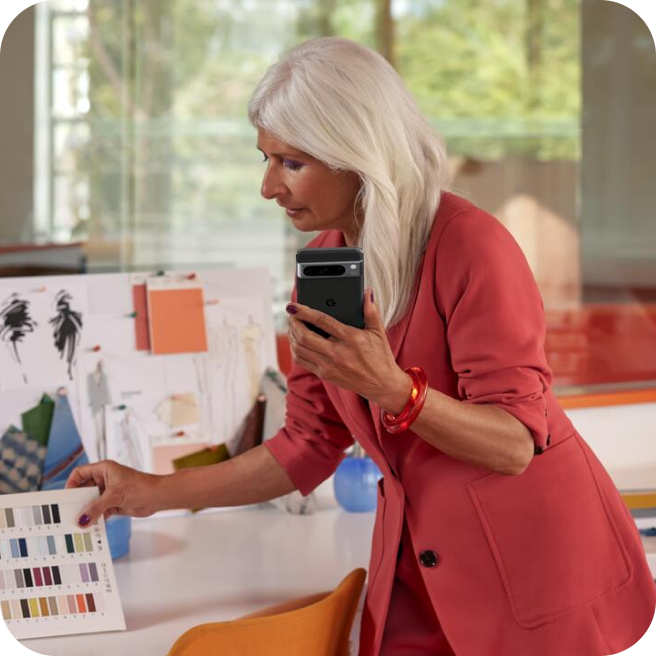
[167,568,367,656]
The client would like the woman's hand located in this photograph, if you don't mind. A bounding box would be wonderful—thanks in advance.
[65,460,163,527]
[286,288,411,409]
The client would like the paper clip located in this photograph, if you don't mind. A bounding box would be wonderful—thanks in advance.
[128,311,138,319]
[92,345,102,352]
[117,404,127,411]
[174,430,186,437]
[186,273,197,281]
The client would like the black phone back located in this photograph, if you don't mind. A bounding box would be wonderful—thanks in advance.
[296,247,364,338]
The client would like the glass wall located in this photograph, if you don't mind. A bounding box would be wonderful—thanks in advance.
[1,0,654,393]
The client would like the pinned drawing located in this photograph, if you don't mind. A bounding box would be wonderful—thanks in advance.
[87,360,112,460]
[0,284,88,390]
[106,407,150,471]
[0,293,38,384]
[49,290,84,380]
[241,315,265,405]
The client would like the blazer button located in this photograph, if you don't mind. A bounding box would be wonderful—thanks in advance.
[546,434,551,446]
[534,445,544,455]
[419,550,439,568]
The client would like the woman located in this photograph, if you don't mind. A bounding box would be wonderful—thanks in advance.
[66,37,655,656]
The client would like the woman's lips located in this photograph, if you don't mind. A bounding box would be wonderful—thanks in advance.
[286,208,304,218]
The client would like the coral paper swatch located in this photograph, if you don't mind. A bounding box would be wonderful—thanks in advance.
[147,282,208,355]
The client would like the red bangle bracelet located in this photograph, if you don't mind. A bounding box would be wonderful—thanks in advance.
[380,366,428,434]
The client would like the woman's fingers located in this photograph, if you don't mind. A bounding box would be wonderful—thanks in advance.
[65,463,105,490]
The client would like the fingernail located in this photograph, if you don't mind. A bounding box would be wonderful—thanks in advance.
[79,514,90,527]
[286,304,297,315]
[370,291,374,303]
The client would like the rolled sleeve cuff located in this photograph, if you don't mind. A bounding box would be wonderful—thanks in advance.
[461,369,550,451]
[264,430,349,497]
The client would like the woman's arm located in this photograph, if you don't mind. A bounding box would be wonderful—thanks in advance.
[375,374,535,477]
[157,443,297,511]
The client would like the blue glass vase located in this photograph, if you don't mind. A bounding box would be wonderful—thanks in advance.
[106,515,132,560]
[334,455,382,512]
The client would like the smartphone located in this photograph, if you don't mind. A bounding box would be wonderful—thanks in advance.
[296,247,365,339]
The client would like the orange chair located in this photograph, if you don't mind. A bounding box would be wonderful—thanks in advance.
[167,568,367,656]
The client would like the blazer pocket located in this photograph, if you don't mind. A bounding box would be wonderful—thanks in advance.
[467,434,632,629]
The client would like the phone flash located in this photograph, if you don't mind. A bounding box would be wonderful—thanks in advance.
[350,264,357,269]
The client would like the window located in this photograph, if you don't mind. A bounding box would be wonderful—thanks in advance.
[29,0,656,391]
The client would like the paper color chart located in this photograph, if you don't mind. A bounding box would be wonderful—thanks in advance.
[0,488,125,639]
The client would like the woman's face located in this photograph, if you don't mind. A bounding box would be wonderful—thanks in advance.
[257,127,362,244]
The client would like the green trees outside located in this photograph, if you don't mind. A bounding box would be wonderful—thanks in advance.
[51,0,580,244]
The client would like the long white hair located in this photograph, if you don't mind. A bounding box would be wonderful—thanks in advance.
[248,36,452,329]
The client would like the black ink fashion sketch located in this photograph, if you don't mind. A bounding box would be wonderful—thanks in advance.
[49,290,83,380]
[0,293,38,383]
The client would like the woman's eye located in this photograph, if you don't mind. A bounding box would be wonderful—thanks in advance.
[260,154,303,171]
[283,159,303,171]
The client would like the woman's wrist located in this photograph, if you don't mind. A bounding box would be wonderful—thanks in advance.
[380,367,429,433]
[154,470,185,512]
[375,369,414,414]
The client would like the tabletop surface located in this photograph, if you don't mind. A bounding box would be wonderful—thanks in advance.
[12,501,656,656]
[17,498,375,656]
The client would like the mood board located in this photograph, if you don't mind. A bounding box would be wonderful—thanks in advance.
[0,268,278,485]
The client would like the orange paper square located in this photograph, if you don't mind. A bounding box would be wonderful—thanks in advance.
[148,288,208,355]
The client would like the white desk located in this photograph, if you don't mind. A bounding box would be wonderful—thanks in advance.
[14,500,656,656]
[19,497,376,656]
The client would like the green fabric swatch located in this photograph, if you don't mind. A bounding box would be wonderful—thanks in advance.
[21,394,55,447]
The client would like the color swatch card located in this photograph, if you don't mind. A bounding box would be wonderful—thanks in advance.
[0,487,126,639]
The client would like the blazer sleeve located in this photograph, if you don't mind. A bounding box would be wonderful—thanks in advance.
[263,284,355,496]
[434,209,553,451]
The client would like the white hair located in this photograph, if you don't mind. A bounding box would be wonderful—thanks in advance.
[248,36,452,329]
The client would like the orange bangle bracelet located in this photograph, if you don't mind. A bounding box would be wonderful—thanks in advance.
[380,366,428,434]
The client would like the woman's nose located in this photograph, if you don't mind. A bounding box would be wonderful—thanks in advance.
[260,166,286,200]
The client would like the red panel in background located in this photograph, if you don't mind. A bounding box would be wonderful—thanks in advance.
[275,304,656,390]
[132,284,150,351]
[545,304,656,389]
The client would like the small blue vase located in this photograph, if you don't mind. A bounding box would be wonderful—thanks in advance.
[106,515,132,560]
[334,456,382,512]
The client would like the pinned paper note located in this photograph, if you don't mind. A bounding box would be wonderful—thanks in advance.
[154,393,200,427]
[146,277,208,355]
[151,441,210,476]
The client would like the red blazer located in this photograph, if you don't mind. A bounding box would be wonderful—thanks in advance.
[265,191,656,656]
